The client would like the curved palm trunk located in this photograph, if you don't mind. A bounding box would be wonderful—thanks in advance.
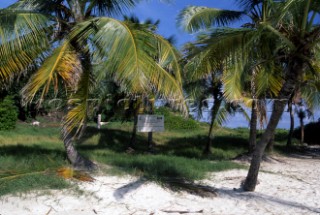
[286,101,294,148]
[64,133,97,170]
[243,60,304,191]
[59,0,96,171]
[203,98,222,155]
[249,99,258,153]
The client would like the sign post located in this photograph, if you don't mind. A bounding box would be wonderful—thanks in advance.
[137,115,164,132]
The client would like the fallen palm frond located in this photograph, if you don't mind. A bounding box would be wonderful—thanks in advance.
[0,167,95,184]
[56,167,95,182]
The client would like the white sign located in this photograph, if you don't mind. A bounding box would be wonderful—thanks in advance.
[137,115,164,132]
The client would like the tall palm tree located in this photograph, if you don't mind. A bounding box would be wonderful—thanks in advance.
[178,0,320,191]
[2,0,187,170]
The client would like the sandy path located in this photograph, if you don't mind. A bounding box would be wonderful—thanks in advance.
[1,156,320,215]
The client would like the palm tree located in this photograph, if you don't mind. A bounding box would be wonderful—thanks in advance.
[183,41,248,155]
[178,0,320,191]
[2,0,187,170]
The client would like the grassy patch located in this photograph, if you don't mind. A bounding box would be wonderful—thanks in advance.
[1,120,291,196]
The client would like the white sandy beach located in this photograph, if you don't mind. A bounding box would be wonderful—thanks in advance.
[1,155,320,215]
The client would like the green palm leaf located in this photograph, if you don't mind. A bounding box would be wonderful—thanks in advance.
[178,6,244,33]
[0,9,51,81]
[71,17,187,113]
[21,41,82,104]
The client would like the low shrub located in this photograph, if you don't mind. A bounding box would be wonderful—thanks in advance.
[0,96,18,130]
[154,107,200,130]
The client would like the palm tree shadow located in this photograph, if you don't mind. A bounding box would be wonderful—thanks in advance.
[218,188,320,213]
[113,178,146,200]
[0,144,65,158]
[156,135,248,160]
[76,126,146,152]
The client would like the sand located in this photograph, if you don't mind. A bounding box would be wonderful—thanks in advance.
[1,156,320,215]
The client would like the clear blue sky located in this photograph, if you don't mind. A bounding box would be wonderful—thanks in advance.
[0,0,241,47]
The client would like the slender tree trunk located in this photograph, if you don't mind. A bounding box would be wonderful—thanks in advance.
[266,133,274,153]
[286,101,294,148]
[249,99,258,153]
[129,98,142,148]
[203,98,222,155]
[244,99,286,191]
[147,97,154,151]
[243,59,304,191]
[300,118,304,144]
[129,113,138,148]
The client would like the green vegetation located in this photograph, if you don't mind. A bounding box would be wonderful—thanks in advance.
[0,96,18,130]
[155,107,200,130]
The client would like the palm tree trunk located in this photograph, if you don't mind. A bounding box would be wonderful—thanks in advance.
[300,118,304,144]
[203,98,222,155]
[243,99,286,191]
[63,133,97,171]
[266,133,274,153]
[286,101,294,148]
[243,59,304,191]
[249,99,258,153]
[129,113,138,148]
[147,97,154,151]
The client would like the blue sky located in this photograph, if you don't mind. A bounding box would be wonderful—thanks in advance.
[0,0,242,47]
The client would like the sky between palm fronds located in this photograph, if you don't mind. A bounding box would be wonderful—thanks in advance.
[0,0,243,47]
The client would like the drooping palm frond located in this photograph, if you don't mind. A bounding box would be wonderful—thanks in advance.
[256,64,283,97]
[184,28,256,81]
[21,41,82,105]
[0,9,51,82]
[70,17,187,114]
[177,6,244,33]
[222,60,246,103]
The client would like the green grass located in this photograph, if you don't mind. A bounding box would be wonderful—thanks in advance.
[0,120,292,196]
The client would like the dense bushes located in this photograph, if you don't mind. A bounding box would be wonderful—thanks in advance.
[155,107,200,130]
[0,96,18,130]
[293,121,320,145]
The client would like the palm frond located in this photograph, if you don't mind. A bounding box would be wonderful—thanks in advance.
[222,60,246,102]
[0,9,51,82]
[70,17,187,114]
[85,0,139,17]
[178,6,244,33]
[256,64,283,97]
[21,41,82,105]
[62,65,94,137]
[184,28,255,81]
